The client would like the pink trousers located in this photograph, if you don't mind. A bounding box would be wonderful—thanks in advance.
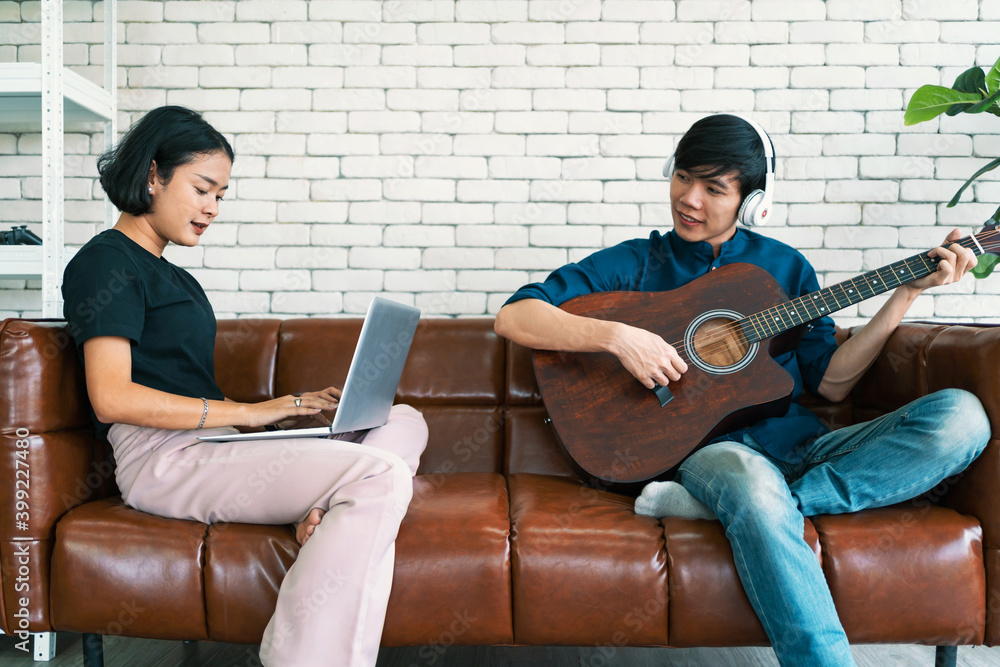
[108,404,428,667]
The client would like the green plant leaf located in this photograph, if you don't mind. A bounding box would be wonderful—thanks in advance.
[946,157,1000,207]
[971,253,999,279]
[904,85,983,125]
[947,68,990,115]
[963,87,1000,114]
[952,66,986,94]
[986,54,1000,94]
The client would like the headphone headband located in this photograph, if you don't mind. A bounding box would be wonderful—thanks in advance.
[663,114,775,227]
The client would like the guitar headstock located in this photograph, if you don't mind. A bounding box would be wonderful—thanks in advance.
[979,219,1000,255]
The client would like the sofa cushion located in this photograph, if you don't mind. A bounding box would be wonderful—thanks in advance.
[273,318,507,475]
[384,472,513,646]
[416,406,504,475]
[204,522,297,644]
[50,497,210,640]
[274,318,505,406]
[201,472,513,646]
[50,474,513,646]
[927,325,1000,424]
[398,318,505,406]
[0,319,90,434]
[508,473,668,646]
[506,340,543,406]
[208,473,515,646]
[274,318,362,399]
[505,406,576,478]
[214,319,280,403]
[662,516,822,647]
[852,323,945,419]
[815,506,985,645]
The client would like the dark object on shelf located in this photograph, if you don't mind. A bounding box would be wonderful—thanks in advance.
[1,225,43,245]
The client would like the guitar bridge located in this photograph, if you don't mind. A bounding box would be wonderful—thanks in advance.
[652,384,673,407]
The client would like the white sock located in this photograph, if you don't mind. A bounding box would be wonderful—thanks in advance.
[634,481,715,520]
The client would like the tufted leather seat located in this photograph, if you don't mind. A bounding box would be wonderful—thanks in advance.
[1,317,998,653]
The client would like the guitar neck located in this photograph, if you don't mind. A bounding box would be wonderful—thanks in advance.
[739,230,988,344]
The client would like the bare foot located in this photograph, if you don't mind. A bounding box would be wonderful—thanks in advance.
[295,508,326,547]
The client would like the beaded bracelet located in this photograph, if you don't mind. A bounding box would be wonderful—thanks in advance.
[197,397,209,430]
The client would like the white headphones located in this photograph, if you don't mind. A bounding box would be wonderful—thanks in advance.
[662,114,775,227]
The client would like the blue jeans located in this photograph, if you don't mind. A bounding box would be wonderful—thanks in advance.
[676,388,991,667]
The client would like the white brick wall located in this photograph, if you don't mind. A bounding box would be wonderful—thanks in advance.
[2,0,998,325]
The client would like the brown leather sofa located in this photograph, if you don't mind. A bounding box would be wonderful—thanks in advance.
[1,316,998,666]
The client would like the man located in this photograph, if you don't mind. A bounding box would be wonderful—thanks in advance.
[494,113,990,666]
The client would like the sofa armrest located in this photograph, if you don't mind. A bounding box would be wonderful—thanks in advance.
[0,319,115,633]
[913,322,1000,645]
[852,322,1000,545]
[922,324,1000,545]
[847,322,1000,643]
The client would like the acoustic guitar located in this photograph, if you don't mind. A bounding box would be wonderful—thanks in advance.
[532,223,1000,486]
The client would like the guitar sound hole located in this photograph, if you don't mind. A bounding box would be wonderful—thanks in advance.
[692,317,750,369]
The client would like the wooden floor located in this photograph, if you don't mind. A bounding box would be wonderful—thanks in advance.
[3,634,1000,666]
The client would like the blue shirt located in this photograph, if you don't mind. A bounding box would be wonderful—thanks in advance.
[505,228,839,463]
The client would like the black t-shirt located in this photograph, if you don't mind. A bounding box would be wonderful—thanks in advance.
[62,229,225,438]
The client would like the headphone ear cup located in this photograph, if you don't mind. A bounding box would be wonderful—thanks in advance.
[663,154,674,178]
[738,189,764,226]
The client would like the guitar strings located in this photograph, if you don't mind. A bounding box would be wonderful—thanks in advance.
[668,234,984,364]
[662,230,999,366]
[668,231,997,363]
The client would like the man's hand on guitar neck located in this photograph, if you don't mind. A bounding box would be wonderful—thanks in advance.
[817,228,977,403]
[495,297,688,391]
[903,228,978,293]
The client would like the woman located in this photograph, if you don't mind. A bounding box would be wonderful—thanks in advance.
[61,105,427,667]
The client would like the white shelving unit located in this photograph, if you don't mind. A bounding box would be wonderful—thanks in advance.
[0,245,44,279]
[0,2,115,657]
[0,0,117,317]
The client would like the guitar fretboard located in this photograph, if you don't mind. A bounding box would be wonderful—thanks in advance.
[738,231,986,344]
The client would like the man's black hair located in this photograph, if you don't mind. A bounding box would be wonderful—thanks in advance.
[673,114,773,200]
[97,106,235,216]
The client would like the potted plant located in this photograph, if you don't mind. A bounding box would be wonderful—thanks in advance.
[904,54,1000,277]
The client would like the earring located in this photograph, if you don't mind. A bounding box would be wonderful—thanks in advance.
[148,187,153,194]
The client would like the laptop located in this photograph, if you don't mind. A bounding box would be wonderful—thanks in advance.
[198,297,421,442]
